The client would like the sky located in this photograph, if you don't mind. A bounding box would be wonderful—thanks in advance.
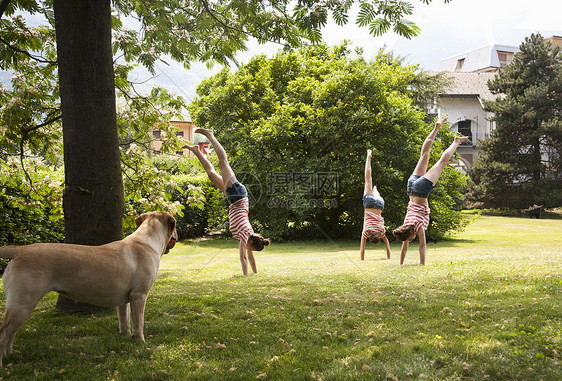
[129,0,562,108]
[2,0,561,108]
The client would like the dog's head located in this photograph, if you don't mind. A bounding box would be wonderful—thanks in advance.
[135,211,178,255]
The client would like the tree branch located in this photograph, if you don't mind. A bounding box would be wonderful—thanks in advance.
[19,136,39,194]
[22,113,62,134]
[0,0,11,19]
[197,0,290,49]
[0,35,57,64]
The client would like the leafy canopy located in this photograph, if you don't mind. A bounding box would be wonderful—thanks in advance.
[1,0,450,229]
[189,43,467,240]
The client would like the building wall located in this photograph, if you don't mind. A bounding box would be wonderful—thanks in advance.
[544,36,562,49]
[439,96,495,168]
[151,120,195,155]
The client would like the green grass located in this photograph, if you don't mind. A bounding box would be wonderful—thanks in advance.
[1,213,561,380]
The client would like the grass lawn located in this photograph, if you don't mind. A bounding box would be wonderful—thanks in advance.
[0,213,561,380]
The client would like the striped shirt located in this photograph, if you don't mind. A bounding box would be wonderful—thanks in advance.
[362,211,386,239]
[229,197,254,245]
[403,201,430,232]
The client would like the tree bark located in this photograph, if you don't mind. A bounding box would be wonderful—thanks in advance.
[53,0,124,313]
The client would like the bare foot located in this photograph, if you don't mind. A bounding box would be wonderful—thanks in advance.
[184,143,200,154]
[194,128,214,138]
[435,115,448,130]
[367,149,372,158]
[454,135,469,144]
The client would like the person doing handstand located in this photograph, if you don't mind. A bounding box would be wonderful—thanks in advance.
[186,129,270,276]
[360,149,391,260]
[392,116,468,265]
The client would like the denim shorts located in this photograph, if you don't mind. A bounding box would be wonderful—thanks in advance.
[226,182,248,205]
[363,194,385,210]
[407,175,434,198]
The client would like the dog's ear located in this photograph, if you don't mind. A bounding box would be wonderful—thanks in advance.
[166,213,177,236]
[135,213,147,227]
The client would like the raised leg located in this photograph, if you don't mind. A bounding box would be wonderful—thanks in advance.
[117,304,130,335]
[364,149,373,196]
[195,129,238,190]
[423,136,468,185]
[412,115,447,176]
[185,144,225,192]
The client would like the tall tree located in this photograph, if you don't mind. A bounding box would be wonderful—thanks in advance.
[52,0,124,312]
[1,0,451,312]
[469,34,562,208]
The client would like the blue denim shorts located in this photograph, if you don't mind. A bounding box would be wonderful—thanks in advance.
[226,182,248,205]
[363,194,385,210]
[407,175,434,198]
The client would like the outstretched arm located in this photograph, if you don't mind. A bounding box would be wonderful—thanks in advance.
[399,240,409,265]
[360,235,367,260]
[239,240,249,276]
[247,249,257,274]
[383,236,391,259]
[418,229,426,265]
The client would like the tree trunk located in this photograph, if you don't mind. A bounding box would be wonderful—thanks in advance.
[53,0,124,313]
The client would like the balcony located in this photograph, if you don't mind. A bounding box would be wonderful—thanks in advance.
[458,132,490,147]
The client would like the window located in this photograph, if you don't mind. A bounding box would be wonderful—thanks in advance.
[176,131,184,138]
[176,150,184,156]
[457,120,472,145]
[497,51,514,67]
[152,130,161,139]
[455,58,465,72]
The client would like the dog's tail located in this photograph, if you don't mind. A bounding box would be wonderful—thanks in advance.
[0,246,20,259]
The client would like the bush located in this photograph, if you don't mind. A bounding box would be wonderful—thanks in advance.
[0,157,65,271]
[172,171,227,239]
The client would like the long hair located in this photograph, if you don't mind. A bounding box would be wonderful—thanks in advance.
[392,224,416,241]
[248,234,271,251]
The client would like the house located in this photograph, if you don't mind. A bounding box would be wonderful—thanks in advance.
[433,36,561,170]
[544,35,562,49]
[151,120,210,155]
[436,72,501,170]
[438,44,519,73]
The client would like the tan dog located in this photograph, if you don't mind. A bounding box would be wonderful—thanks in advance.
[0,211,177,366]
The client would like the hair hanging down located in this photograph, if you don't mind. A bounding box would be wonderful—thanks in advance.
[368,233,382,245]
[392,224,416,241]
[248,234,271,251]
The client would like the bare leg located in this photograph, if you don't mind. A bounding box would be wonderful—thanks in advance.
[185,144,225,192]
[364,149,373,196]
[195,129,237,190]
[423,136,468,184]
[412,115,447,176]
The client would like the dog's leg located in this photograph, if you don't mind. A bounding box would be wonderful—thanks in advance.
[129,293,147,341]
[0,304,37,366]
[117,304,131,335]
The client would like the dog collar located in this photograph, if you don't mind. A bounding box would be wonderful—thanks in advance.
[168,237,176,250]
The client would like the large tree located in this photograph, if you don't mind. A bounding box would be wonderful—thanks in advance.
[189,44,466,240]
[468,34,562,208]
[1,0,450,311]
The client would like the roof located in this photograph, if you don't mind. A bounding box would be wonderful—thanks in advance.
[438,44,519,72]
[439,72,501,101]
